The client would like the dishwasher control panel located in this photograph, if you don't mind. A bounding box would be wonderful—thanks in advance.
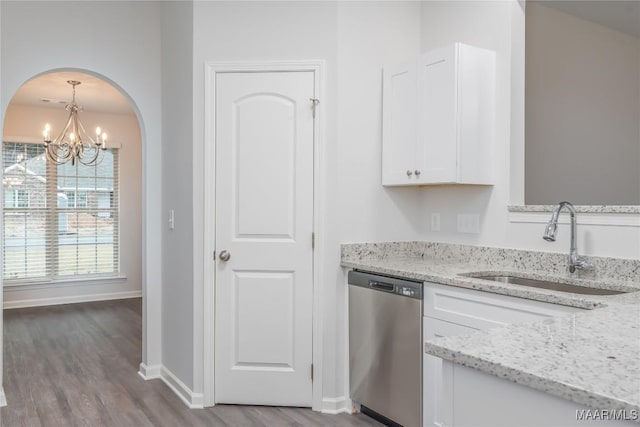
[348,270,423,300]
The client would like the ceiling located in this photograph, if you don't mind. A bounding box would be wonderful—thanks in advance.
[539,1,640,38]
[10,71,135,115]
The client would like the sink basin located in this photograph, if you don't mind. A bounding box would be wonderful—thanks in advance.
[471,275,626,296]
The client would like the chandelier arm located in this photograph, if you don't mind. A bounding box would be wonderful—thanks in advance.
[76,116,98,146]
[52,112,75,145]
[51,140,71,159]
[45,143,69,166]
[78,147,104,166]
[75,114,104,165]
[72,108,80,144]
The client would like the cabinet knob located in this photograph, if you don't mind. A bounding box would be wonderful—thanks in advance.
[406,170,413,177]
[414,170,421,176]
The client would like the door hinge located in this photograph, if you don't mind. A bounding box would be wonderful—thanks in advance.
[213,250,216,260]
[311,232,315,249]
[311,363,314,381]
[310,98,320,119]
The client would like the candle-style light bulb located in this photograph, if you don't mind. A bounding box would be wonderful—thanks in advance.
[96,127,101,136]
[69,132,75,142]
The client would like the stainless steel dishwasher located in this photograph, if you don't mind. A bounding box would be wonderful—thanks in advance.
[348,270,423,427]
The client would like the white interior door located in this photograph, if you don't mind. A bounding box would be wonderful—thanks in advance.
[214,70,315,406]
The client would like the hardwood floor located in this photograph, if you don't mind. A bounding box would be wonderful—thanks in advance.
[1,299,381,427]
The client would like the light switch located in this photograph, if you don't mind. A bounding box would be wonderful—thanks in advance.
[169,209,175,230]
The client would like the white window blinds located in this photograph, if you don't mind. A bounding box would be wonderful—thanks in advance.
[3,141,120,282]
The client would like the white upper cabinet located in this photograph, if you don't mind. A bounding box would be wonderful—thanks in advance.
[382,43,495,186]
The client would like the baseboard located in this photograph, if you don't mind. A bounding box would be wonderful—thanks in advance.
[138,363,162,380]
[321,396,351,415]
[0,386,6,407]
[3,290,142,309]
[160,366,204,409]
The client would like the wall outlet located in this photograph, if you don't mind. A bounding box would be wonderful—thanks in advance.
[431,213,441,232]
[457,214,480,234]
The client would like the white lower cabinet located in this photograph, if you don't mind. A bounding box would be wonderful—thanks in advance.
[423,318,477,427]
[439,362,636,427]
[422,282,584,427]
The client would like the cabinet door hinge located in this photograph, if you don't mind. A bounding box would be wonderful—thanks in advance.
[311,363,314,381]
[311,232,315,249]
[213,251,216,260]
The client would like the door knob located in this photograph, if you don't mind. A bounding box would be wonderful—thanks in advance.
[219,250,231,261]
[406,170,413,177]
[414,170,421,176]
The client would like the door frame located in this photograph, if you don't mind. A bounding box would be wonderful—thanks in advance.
[203,60,325,410]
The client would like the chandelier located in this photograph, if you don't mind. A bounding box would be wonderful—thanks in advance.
[42,80,107,166]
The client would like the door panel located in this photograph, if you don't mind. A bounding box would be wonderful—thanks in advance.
[233,271,294,368]
[234,94,296,239]
[215,71,314,406]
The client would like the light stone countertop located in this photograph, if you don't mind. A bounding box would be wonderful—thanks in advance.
[341,242,640,413]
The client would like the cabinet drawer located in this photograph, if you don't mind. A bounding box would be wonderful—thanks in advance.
[423,282,582,330]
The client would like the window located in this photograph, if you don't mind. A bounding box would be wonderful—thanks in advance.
[3,141,119,281]
[63,190,88,208]
[4,189,30,208]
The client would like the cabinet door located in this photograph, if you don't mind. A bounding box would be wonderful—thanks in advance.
[456,44,495,184]
[382,59,418,186]
[423,316,478,427]
[416,45,457,184]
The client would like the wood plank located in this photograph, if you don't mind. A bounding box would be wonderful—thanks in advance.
[1,299,381,426]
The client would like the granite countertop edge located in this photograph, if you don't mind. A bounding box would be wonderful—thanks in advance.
[423,342,639,413]
[341,256,640,413]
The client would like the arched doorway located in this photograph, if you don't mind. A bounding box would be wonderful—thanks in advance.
[0,70,147,409]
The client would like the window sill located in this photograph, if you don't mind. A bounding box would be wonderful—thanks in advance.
[3,275,128,291]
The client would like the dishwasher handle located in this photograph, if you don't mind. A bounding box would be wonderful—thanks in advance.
[369,281,395,292]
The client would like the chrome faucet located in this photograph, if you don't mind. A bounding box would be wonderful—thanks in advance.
[543,201,592,273]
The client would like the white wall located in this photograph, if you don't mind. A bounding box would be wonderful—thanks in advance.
[525,2,640,205]
[161,0,195,392]
[418,1,640,260]
[0,0,163,383]
[2,104,142,307]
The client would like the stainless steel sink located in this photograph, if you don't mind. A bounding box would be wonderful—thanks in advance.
[472,275,626,296]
